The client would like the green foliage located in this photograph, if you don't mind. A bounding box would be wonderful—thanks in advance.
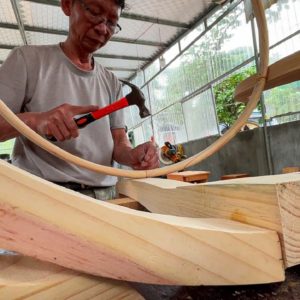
[0,139,15,156]
[214,67,257,127]
[264,81,300,118]
[150,3,245,116]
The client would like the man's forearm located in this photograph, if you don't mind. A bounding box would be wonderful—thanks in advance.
[0,112,38,142]
[113,140,134,167]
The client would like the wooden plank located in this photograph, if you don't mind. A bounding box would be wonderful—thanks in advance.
[167,171,210,183]
[117,173,300,267]
[0,160,283,285]
[221,173,250,180]
[0,254,144,300]
[282,167,300,174]
[107,197,145,210]
[234,51,300,103]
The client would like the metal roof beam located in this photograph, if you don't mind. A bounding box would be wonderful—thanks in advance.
[23,0,189,29]
[0,44,15,50]
[0,23,164,47]
[112,37,165,47]
[23,0,60,5]
[107,67,136,72]
[0,22,18,30]
[11,0,27,45]
[24,25,68,36]
[94,54,150,62]
[121,13,190,29]
[0,44,150,62]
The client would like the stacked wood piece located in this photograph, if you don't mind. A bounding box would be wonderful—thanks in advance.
[117,173,300,268]
[0,254,144,299]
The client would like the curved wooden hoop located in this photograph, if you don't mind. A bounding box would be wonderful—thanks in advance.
[0,0,268,179]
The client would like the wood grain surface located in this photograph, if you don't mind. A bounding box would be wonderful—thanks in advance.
[0,254,144,299]
[118,173,300,267]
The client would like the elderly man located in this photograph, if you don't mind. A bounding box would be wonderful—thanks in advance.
[0,0,159,200]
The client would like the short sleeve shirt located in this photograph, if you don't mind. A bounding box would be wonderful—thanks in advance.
[0,44,125,186]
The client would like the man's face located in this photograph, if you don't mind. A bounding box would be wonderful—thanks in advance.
[68,0,121,53]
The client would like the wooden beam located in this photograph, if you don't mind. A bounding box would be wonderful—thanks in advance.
[0,254,144,299]
[117,173,300,268]
[0,160,284,285]
[167,171,210,183]
[107,197,145,210]
[282,167,300,174]
[234,51,300,103]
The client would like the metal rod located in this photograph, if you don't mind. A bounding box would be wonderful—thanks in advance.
[251,15,273,175]
[10,0,27,45]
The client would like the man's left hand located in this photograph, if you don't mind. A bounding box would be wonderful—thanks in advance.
[130,141,159,170]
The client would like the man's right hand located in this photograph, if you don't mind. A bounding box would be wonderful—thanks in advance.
[33,104,99,142]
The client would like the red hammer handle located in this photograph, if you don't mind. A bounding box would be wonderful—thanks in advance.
[91,97,129,120]
[47,97,130,141]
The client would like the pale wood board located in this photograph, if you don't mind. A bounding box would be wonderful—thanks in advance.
[0,160,283,285]
[117,173,300,267]
[234,51,300,103]
[0,254,144,300]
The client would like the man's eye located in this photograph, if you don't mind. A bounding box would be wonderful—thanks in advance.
[107,21,117,27]
[89,10,99,17]
[87,6,100,16]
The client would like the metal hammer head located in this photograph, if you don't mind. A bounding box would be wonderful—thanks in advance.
[120,80,151,118]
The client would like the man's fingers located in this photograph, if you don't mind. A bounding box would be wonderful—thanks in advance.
[144,154,160,168]
[48,123,64,142]
[63,116,79,138]
[130,141,159,170]
[143,143,158,162]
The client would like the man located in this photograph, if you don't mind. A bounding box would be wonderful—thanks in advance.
[0,0,159,200]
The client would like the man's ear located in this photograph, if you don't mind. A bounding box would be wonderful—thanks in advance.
[61,0,73,16]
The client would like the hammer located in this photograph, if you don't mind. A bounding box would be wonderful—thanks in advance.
[47,80,150,141]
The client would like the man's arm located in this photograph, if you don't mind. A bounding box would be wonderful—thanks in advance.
[112,128,159,170]
[0,113,38,142]
[0,104,99,142]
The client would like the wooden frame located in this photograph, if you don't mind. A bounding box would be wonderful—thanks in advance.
[0,160,284,285]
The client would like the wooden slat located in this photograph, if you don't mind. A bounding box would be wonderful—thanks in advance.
[107,197,145,210]
[117,173,300,267]
[282,167,300,174]
[221,173,250,180]
[167,171,210,183]
[0,160,284,285]
[0,254,144,300]
[234,51,300,103]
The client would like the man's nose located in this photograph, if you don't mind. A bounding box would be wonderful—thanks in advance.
[94,22,109,34]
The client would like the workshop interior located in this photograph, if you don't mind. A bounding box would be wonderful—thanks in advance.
[0,0,300,299]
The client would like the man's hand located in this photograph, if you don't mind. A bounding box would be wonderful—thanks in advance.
[130,141,159,170]
[112,129,159,170]
[33,104,99,142]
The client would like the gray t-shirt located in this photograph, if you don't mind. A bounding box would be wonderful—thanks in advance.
[0,44,125,186]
